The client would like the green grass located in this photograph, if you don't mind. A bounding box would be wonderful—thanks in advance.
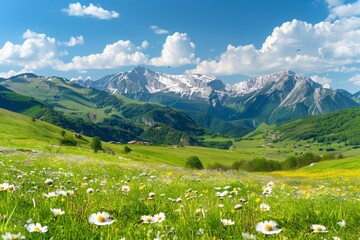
[1,108,360,239]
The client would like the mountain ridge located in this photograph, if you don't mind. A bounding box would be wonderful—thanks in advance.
[75,67,358,135]
[2,68,358,138]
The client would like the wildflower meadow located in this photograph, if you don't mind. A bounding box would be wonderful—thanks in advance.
[0,149,359,239]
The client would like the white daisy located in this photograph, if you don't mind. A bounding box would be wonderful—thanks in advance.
[121,185,130,192]
[262,186,272,196]
[311,224,327,233]
[260,203,270,211]
[51,208,65,217]
[26,223,48,233]
[44,179,53,185]
[256,220,282,234]
[234,204,242,210]
[141,215,154,224]
[0,183,9,191]
[86,188,94,194]
[337,220,345,227]
[148,192,155,198]
[221,219,235,226]
[153,212,166,223]
[267,181,275,188]
[1,232,25,239]
[242,232,256,239]
[88,212,115,226]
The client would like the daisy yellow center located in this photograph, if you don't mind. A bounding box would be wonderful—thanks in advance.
[0,186,4,190]
[34,226,41,231]
[56,211,61,215]
[316,226,322,232]
[146,217,152,222]
[157,216,162,221]
[264,224,273,231]
[97,215,106,222]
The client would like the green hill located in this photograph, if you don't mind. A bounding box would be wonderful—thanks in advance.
[276,106,360,145]
[0,74,205,145]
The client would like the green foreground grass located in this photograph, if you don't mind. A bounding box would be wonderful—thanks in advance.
[0,108,360,239]
[0,150,359,239]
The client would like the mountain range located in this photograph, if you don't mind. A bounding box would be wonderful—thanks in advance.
[0,67,358,145]
[0,73,204,145]
[76,67,358,135]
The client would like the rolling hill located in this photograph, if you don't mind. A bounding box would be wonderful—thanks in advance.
[276,106,360,145]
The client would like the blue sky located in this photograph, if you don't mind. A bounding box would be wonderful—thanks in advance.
[1,0,360,92]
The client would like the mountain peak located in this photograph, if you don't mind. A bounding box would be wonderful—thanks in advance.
[130,66,154,75]
[11,73,38,79]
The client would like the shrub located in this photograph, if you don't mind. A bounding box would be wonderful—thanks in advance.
[123,146,132,154]
[207,162,230,171]
[59,136,77,146]
[185,156,204,170]
[60,130,66,137]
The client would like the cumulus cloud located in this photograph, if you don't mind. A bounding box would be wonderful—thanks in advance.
[327,0,360,20]
[150,32,197,67]
[150,25,169,35]
[57,40,148,71]
[61,35,84,47]
[348,74,360,85]
[0,29,59,71]
[63,2,119,20]
[311,75,332,88]
[188,18,360,76]
[325,0,344,8]
[139,40,149,50]
[0,69,27,78]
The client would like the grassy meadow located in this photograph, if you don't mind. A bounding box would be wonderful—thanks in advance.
[0,108,360,239]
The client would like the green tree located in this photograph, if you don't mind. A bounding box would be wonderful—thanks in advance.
[123,146,132,154]
[60,130,66,137]
[90,136,102,153]
[185,156,204,170]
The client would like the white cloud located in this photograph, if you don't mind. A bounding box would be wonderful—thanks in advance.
[348,74,360,85]
[63,2,119,20]
[150,32,197,67]
[0,69,27,78]
[61,35,84,47]
[325,0,344,8]
[311,75,332,88]
[0,29,59,71]
[150,25,169,35]
[188,18,360,76]
[327,0,360,20]
[139,40,149,50]
[57,40,148,71]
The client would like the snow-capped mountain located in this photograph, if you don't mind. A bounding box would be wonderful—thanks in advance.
[230,71,295,95]
[76,67,358,133]
[78,66,227,101]
[78,67,317,102]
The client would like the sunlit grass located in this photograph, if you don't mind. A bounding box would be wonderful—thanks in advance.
[0,149,359,239]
